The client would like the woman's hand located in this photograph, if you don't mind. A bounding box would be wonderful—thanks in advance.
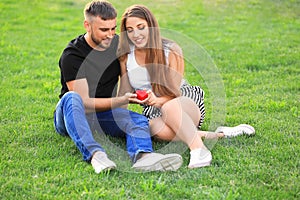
[145,90,158,107]
[127,90,173,107]
[145,90,171,108]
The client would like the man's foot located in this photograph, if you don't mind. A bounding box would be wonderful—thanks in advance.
[188,148,212,169]
[215,124,255,138]
[132,153,183,172]
[91,151,116,174]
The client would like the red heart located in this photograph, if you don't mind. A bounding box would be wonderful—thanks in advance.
[136,90,148,100]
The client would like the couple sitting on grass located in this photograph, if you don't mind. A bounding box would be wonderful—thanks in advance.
[54,0,255,173]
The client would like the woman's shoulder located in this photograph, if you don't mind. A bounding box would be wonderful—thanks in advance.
[162,38,182,55]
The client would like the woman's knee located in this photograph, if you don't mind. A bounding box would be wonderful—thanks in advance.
[161,98,180,114]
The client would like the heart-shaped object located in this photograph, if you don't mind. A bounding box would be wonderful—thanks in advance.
[136,90,148,100]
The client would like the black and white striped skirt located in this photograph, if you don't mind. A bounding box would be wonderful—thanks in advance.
[142,82,206,128]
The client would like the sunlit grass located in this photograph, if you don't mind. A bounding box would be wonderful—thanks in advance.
[0,0,299,199]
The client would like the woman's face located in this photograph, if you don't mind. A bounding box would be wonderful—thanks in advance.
[125,17,149,48]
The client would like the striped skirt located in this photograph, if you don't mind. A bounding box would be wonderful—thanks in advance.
[142,82,206,128]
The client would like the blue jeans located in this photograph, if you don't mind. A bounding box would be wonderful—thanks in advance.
[53,91,153,162]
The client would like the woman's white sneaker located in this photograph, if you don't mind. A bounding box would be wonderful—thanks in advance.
[215,124,255,138]
[188,148,212,169]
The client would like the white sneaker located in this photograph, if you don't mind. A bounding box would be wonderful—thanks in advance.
[215,124,255,138]
[188,148,212,169]
[132,153,183,172]
[91,151,116,174]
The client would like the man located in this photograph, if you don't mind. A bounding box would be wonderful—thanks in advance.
[54,0,183,173]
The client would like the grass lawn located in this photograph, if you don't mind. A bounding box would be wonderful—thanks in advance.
[0,0,299,199]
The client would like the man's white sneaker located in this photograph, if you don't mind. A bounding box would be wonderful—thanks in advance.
[132,153,183,172]
[215,124,255,138]
[91,151,116,174]
[188,148,212,169]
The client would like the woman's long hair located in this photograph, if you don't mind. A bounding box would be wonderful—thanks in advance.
[118,5,180,97]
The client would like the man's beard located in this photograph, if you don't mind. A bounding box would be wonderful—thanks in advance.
[91,33,110,50]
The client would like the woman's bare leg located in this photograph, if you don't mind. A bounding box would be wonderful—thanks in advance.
[198,131,224,139]
[150,97,205,150]
[177,97,224,139]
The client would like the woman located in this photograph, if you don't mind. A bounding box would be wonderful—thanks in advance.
[117,5,254,168]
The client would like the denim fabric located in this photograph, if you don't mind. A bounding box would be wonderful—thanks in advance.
[94,108,153,162]
[54,91,105,161]
[54,91,153,162]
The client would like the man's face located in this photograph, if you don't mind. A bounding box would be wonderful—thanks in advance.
[85,16,117,50]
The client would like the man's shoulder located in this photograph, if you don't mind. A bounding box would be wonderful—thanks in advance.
[61,34,90,59]
[66,34,89,52]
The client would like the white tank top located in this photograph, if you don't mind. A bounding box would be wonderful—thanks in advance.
[126,45,170,90]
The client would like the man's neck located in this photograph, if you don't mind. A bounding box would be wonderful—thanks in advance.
[84,33,106,51]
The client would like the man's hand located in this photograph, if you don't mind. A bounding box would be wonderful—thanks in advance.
[126,92,150,104]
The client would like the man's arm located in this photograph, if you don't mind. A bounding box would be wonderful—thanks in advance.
[117,57,135,109]
[66,78,134,113]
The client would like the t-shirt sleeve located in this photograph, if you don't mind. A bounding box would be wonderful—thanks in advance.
[59,52,85,82]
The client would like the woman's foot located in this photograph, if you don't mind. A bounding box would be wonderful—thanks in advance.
[215,124,255,138]
[198,131,224,139]
[188,148,212,169]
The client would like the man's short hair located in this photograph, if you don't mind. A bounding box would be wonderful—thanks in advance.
[84,0,117,21]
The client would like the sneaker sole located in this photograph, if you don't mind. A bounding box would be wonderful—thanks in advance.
[91,158,117,174]
[94,166,116,174]
[238,124,255,135]
[133,154,183,172]
[188,161,211,169]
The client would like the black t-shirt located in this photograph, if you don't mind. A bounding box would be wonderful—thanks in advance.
[58,34,120,98]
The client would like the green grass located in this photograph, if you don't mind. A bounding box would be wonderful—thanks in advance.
[0,0,299,199]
